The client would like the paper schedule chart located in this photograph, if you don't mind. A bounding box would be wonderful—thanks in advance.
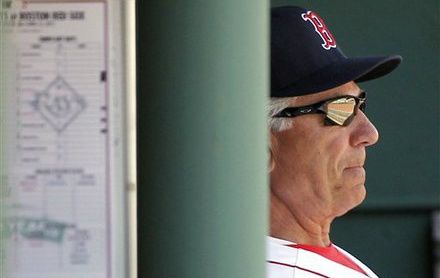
[3,2,116,277]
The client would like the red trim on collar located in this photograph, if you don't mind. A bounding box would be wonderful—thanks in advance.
[288,244,368,276]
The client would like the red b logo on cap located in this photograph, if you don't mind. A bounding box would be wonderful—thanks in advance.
[302,11,337,50]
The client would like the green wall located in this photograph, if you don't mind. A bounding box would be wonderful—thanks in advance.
[272,1,440,277]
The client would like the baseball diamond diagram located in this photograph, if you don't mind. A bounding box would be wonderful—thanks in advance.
[3,2,113,278]
[32,75,86,133]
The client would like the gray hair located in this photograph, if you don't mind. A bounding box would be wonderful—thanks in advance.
[267,97,297,132]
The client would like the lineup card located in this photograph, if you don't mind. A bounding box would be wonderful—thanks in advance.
[3,1,114,277]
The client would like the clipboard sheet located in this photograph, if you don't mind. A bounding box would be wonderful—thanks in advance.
[2,1,115,277]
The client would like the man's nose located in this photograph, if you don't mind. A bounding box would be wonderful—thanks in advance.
[350,111,379,147]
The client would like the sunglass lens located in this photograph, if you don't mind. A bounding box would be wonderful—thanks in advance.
[325,97,356,126]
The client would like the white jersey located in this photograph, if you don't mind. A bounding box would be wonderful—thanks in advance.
[267,236,379,278]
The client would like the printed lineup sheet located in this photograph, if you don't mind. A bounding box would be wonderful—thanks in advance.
[3,1,115,278]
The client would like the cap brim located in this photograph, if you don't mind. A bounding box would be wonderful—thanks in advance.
[275,55,402,97]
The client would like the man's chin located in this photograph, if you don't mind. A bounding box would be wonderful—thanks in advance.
[335,185,366,217]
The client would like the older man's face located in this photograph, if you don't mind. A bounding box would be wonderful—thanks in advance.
[270,82,379,219]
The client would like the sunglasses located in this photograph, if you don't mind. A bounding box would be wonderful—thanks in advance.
[273,91,367,126]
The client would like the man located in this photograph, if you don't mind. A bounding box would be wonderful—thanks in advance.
[267,6,402,278]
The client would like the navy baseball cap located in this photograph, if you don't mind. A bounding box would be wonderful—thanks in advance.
[271,6,402,98]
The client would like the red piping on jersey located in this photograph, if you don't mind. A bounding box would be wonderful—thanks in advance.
[267,260,330,278]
